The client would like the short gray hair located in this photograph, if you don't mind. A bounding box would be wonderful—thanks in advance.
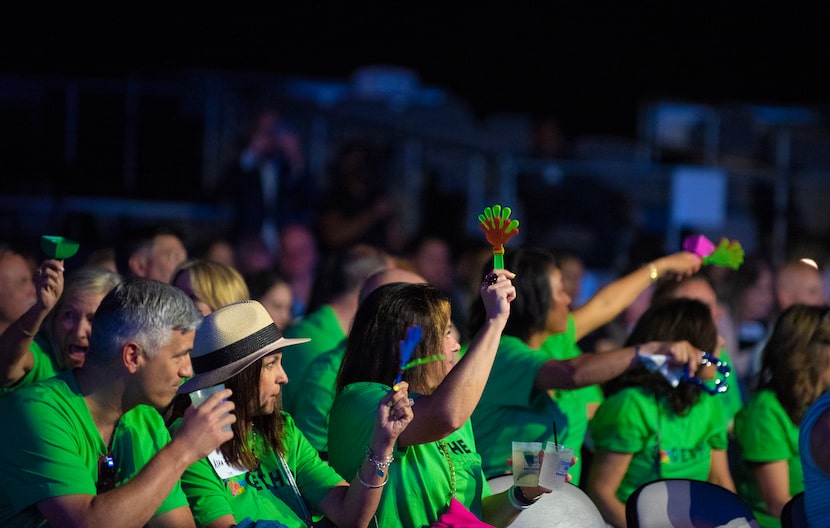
[88,277,202,364]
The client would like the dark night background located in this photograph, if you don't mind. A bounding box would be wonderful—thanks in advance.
[2,5,830,266]
[3,5,828,137]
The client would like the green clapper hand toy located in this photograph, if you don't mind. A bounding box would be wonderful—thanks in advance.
[478,204,520,269]
[683,234,744,270]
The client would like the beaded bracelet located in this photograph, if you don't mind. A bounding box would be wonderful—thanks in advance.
[356,470,389,489]
[366,446,394,477]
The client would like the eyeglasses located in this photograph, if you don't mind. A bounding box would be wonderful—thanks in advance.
[97,453,117,493]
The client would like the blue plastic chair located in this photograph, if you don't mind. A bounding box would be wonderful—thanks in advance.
[780,491,806,528]
[626,478,760,528]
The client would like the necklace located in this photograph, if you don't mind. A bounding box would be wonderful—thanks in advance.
[437,439,457,498]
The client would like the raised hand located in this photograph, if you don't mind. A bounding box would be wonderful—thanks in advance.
[652,252,703,279]
[175,388,236,462]
[34,259,65,313]
[480,268,517,323]
[376,382,414,443]
[639,340,704,377]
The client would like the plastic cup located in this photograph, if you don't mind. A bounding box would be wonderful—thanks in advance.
[538,442,574,489]
[512,441,543,487]
[189,383,231,432]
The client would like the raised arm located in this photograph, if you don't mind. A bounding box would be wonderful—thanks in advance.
[534,340,703,391]
[572,252,702,341]
[319,383,414,528]
[0,259,63,386]
[398,269,516,447]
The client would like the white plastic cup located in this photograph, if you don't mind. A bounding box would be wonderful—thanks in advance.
[538,442,574,489]
[512,441,543,487]
[189,383,231,432]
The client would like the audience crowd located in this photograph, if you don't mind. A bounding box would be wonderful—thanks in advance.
[2,110,830,527]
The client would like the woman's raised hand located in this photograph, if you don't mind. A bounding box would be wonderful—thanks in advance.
[480,268,517,323]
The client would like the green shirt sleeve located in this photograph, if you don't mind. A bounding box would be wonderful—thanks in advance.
[116,405,190,516]
[291,345,344,454]
[735,389,799,463]
[0,336,59,397]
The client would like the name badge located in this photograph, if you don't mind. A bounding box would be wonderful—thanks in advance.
[207,449,247,480]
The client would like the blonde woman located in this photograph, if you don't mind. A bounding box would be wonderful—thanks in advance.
[171,258,250,315]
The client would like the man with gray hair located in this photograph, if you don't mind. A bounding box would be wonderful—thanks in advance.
[0,278,234,527]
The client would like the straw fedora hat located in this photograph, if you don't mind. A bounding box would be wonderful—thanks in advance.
[178,300,309,393]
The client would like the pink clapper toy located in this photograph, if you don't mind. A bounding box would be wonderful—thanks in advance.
[683,234,745,269]
[477,204,520,270]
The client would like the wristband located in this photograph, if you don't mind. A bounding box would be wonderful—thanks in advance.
[508,485,538,510]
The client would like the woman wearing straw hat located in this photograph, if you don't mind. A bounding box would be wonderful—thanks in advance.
[170,300,413,527]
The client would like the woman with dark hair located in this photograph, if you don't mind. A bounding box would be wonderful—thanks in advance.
[469,247,703,485]
[734,304,830,527]
[586,298,735,528]
[169,300,413,527]
[245,269,294,330]
[329,271,551,527]
[651,274,743,423]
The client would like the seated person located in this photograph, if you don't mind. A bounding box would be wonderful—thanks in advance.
[169,300,412,527]
[329,274,557,527]
[0,278,232,527]
[586,298,734,528]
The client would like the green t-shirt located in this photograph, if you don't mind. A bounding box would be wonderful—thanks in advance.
[734,389,803,528]
[329,382,491,528]
[589,385,728,504]
[471,334,568,479]
[0,370,188,526]
[540,314,605,485]
[0,334,59,397]
[282,305,345,415]
[172,413,343,527]
[291,342,345,454]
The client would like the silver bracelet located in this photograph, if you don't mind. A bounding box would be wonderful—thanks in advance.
[366,445,394,477]
[356,470,388,489]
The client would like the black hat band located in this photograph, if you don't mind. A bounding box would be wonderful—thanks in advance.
[192,323,283,373]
